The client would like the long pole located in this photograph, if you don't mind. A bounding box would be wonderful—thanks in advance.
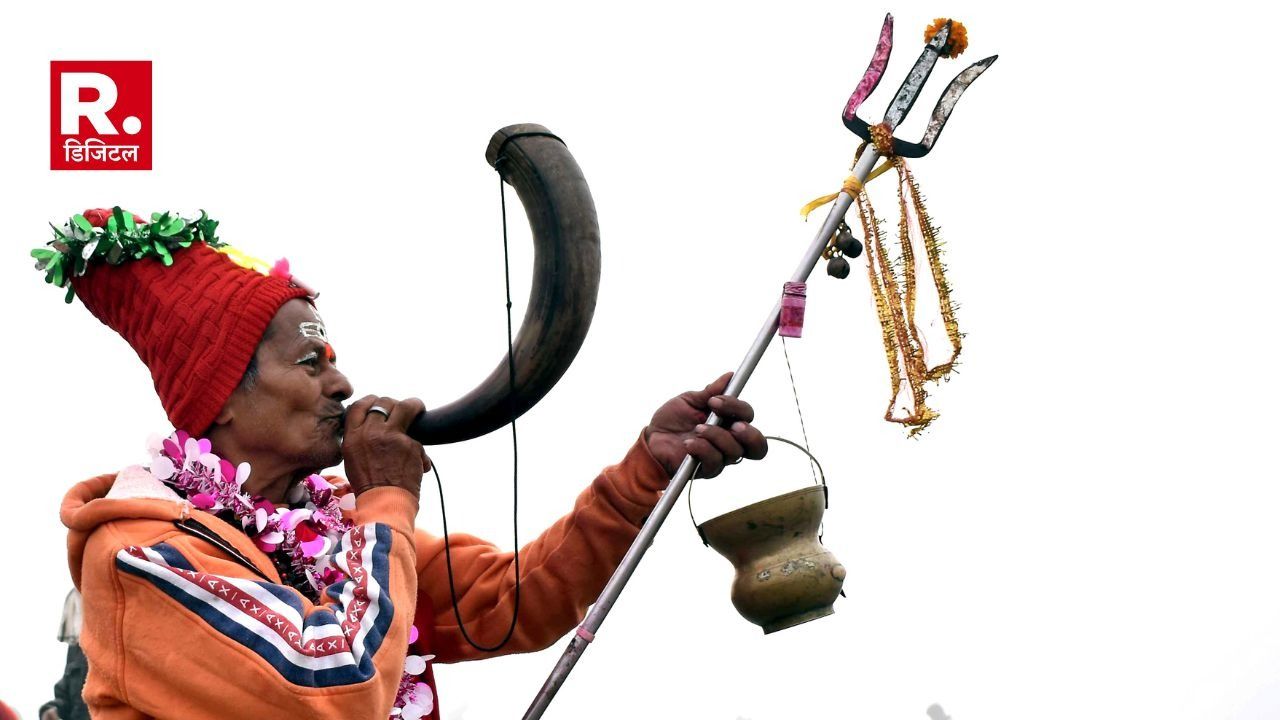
[522,147,882,719]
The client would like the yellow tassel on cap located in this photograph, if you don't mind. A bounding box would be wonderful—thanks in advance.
[217,245,272,275]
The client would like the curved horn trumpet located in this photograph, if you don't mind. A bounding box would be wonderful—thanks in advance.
[408,124,601,445]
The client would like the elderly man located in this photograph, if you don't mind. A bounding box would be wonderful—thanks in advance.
[44,209,766,720]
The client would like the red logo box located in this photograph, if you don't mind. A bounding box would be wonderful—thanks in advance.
[50,61,152,171]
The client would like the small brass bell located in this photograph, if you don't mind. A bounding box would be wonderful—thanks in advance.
[696,437,844,633]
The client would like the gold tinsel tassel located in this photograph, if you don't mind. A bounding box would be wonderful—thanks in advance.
[800,137,964,435]
[850,153,962,436]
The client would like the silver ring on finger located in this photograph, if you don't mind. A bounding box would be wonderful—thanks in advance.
[369,405,391,419]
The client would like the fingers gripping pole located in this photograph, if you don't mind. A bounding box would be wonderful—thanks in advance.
[521,147,881,720]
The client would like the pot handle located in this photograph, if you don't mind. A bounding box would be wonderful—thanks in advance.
[688,435,828,546]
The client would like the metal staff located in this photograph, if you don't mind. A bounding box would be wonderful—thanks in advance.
[523,15,996,719]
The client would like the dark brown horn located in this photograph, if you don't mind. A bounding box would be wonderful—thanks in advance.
[408,124,601,445]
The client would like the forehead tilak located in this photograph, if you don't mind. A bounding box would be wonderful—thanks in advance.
[298,305,328,342]
[299,320,327,341]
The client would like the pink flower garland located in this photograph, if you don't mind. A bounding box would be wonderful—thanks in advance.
[148,430,353,594]
[146,431,433,718]
[395,627,436,719]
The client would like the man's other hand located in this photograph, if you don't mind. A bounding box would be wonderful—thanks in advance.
[644,372,768,478]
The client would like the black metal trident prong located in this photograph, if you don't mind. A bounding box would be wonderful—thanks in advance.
[842,14,997,158]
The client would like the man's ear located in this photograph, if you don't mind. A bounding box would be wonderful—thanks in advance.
[212,393,239,427]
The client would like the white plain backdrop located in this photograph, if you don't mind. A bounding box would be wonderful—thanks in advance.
[2,2,1278,718]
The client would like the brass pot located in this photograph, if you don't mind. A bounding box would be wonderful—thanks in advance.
[698,484,845,634]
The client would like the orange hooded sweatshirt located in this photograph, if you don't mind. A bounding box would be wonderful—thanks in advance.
[62,437,669,719]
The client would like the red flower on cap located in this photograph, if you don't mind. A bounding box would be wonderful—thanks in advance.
[82,208,147,228]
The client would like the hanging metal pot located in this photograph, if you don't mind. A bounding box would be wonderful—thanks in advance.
[695,437,845,634]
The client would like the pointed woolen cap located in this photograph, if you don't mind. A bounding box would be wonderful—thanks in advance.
[69,211,309,434]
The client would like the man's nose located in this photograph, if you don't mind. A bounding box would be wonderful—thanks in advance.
[326,368,354,403]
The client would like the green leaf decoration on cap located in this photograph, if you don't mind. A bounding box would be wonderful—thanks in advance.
[152,213,186,238]
[32,206,226,304]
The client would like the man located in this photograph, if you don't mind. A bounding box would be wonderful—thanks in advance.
[46,209,766,719]
[39,590,89,720]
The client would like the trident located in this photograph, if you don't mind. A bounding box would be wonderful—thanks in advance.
[523,15,996,719]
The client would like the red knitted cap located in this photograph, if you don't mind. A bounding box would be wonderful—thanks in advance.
[70,211,309,434]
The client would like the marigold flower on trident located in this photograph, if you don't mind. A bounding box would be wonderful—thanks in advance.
[924,17,968,58]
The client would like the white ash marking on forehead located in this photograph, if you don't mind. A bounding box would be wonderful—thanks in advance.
[299,320,327,341]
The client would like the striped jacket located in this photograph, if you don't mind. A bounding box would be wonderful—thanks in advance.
[61,437,668,719]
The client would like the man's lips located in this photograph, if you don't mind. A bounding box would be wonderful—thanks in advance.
[322,408,347,437]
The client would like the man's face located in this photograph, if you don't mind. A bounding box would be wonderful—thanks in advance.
[218,298,353,477]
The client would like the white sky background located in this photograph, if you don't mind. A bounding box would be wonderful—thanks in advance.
[1,1,1277,718]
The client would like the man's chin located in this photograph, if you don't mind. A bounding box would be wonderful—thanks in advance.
[311,423,344,469]
[317,444,343,473]
[303,437,344,474]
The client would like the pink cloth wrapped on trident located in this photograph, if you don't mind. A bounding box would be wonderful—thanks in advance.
[779,282,807,338]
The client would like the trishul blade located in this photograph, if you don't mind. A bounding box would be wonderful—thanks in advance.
[842,17,997,158]
[842,13,894,125]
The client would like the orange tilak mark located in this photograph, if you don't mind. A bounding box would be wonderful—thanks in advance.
[325,343,336,363]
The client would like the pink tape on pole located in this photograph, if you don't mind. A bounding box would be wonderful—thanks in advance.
[778,282,807,338]
[575,626,596,643]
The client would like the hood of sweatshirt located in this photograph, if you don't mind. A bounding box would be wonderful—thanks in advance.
[61,465,190,589]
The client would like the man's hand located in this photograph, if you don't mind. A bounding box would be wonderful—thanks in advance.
[644,372,768,477]
[342,395,431,498]
[41,708,59,720]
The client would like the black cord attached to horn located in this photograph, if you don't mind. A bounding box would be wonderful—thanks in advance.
[492,130,564,160]
[430,160,526,653]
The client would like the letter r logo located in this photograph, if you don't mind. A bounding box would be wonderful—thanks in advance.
[60,72,120,135]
